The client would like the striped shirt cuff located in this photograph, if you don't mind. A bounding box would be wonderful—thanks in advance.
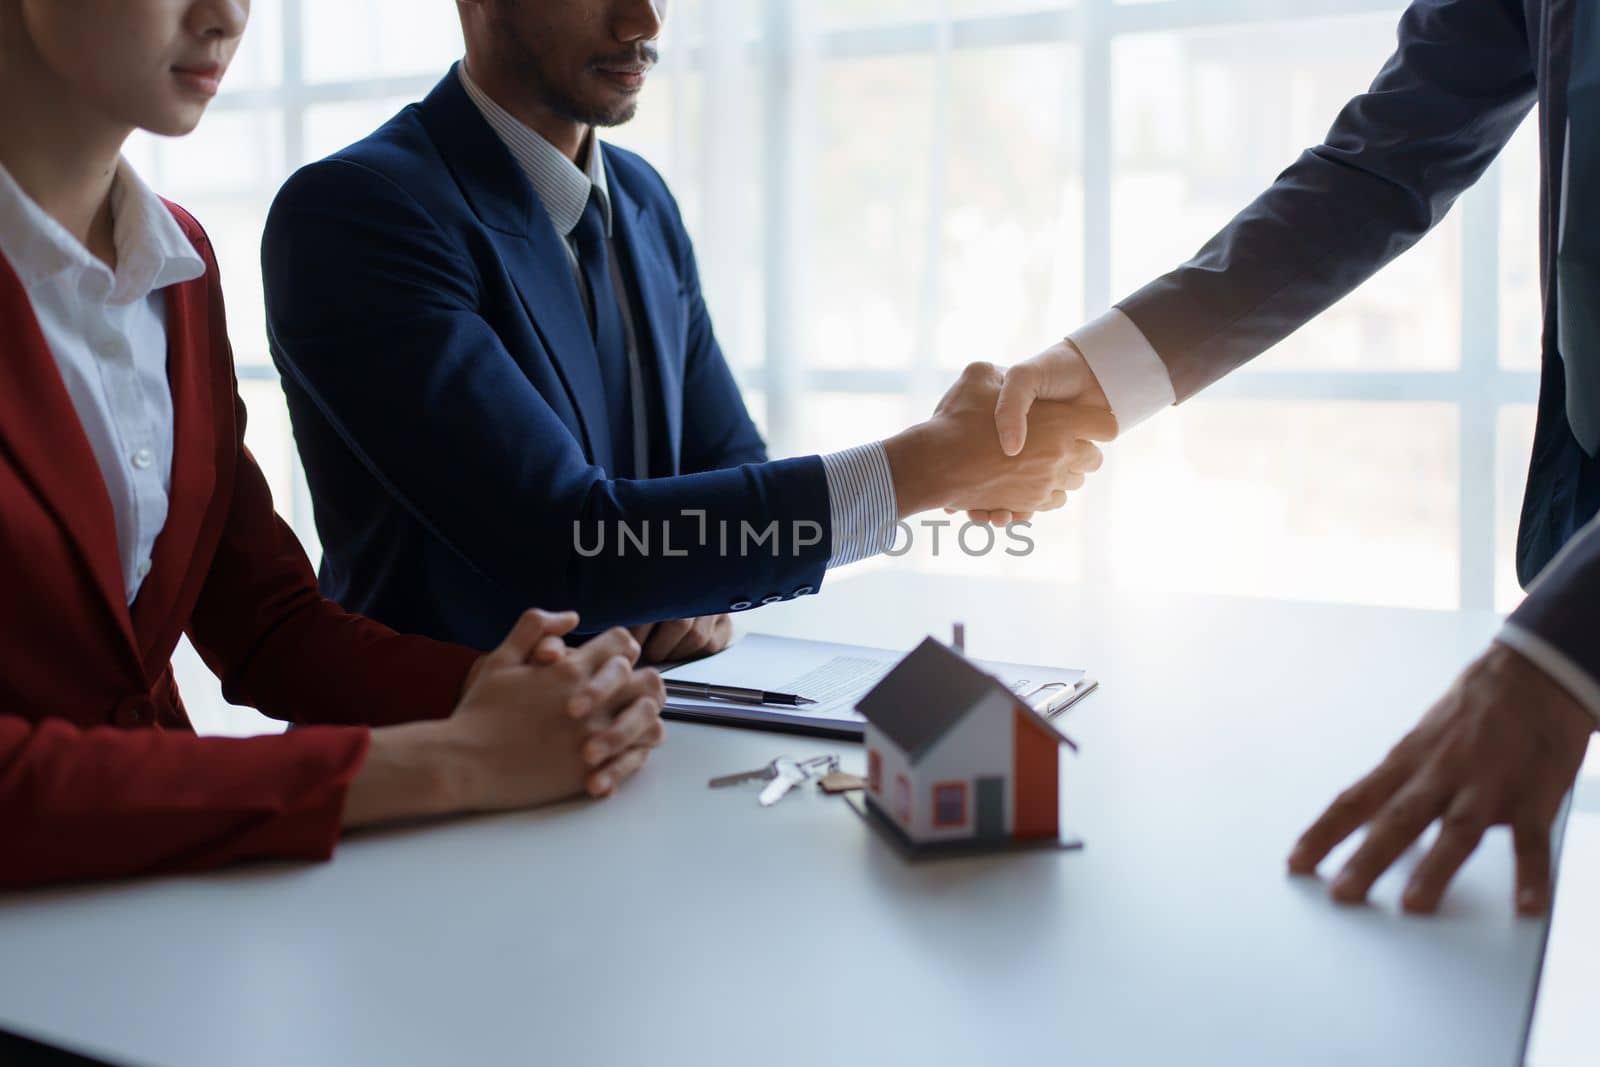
[1069,308,1176,430]
[820,442,897,569]
[1496,623,1600,728]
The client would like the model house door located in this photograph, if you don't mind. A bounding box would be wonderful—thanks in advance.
[975,776,1005,840]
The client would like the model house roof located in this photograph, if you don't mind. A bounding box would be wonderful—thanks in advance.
[857,637,1014,761]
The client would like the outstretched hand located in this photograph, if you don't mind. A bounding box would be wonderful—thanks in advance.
[956,342,1116,525]
[994,339,1112,456]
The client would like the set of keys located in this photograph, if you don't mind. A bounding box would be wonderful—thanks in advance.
[707,754,863,806]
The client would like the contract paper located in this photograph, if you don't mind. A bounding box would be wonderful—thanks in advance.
[660,633,1093,737]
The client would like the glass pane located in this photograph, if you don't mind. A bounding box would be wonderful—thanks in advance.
[1105,400,1459,609]
[1499,117,1544,371]
[240,379,297,520]
[807,55,937,372]
[1496,405,1538,611]
[145,109,285,196]
[817,1,1071,27]
[304,0,464,85]
[227,0,284,91]
[130,111,286,367]
[935,43,1084,371]
[1111,14,1461,372]
[303,97,418,164]
[791,393,914,455]
[816,0,928,27]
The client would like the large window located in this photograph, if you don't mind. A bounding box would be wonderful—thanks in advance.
[135,0,1543,729]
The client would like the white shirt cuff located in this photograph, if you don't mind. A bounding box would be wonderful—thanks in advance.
[1069,308,1176,430]
[1496,623,1600,727]
[820,442,897,569]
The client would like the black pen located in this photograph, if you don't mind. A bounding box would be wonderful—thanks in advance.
[664,680,816,707]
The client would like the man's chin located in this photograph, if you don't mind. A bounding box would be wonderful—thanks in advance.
[584,99,641,129]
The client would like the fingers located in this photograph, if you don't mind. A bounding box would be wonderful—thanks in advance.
[641,618,695,664]
[485,609,581,669]
[994,363,1039,457]
[1062,405,1119,443]
[583,679,667,767]
[569,627,643,672]
[564,629,644,717]
[566,653,635,720]
[1067,441,1105,475]
[1329,785,1448,904]
[1513,819,1555,916]
[530,634,568,665]
[1288,752,1413,874]
[587,742,654,798]
[1401,793,1491,914]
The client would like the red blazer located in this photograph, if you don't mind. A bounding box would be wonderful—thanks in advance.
[0,203,478,888]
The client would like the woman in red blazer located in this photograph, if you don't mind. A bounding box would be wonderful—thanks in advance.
[0,0,665,889]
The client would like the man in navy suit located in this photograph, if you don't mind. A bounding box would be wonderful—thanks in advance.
[262,0,1111,663]
[988,0,1598,915]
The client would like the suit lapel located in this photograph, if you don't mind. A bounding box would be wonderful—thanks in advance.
[494,224,615,473]
[1542,0,1573,299]
[416,66,613,469]
[0,256,139,656]
[130,272,216,661]
[606,164,684,472]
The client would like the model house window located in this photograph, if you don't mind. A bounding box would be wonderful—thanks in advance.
[868,750,882,794]
[894,775,911,824]
[932,782,968,829]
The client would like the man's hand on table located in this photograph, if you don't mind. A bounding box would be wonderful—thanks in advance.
[630,614,733,665]
[344,610,666,829]
[1289,642,1595,915]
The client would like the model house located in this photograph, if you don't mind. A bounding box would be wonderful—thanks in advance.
[857,637,1064,848]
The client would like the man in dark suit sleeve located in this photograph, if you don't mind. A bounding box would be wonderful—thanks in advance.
[985,0,1599,914]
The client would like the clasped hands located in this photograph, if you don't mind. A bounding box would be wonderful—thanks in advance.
[450,610,667,806]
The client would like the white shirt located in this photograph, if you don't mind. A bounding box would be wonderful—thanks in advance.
[459,64,895,569]
[0,159,204,604]
[1069,133,1598,723]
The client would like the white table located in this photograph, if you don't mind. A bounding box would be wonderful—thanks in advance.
[0,572,1582,1066]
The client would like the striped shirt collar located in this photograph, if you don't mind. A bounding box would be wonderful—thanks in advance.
[458,62,612,240]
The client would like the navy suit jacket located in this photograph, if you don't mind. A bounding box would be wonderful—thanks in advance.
[1113,0,1600,686]
[263,68,831,649]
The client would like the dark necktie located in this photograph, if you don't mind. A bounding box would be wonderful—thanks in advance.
[1558,0,1599,455]
[570,189,636,478]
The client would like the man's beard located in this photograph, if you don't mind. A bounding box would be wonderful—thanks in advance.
[495,15,656,128]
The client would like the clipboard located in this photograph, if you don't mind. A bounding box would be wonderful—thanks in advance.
[659,633,1096,740]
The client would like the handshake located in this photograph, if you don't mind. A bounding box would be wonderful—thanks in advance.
[342,342,1112,835]
[884,341,1115,526]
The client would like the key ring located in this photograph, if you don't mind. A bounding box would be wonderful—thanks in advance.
[797,753,839,777]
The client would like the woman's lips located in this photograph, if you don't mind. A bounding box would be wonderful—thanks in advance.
[172,63,223,96]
